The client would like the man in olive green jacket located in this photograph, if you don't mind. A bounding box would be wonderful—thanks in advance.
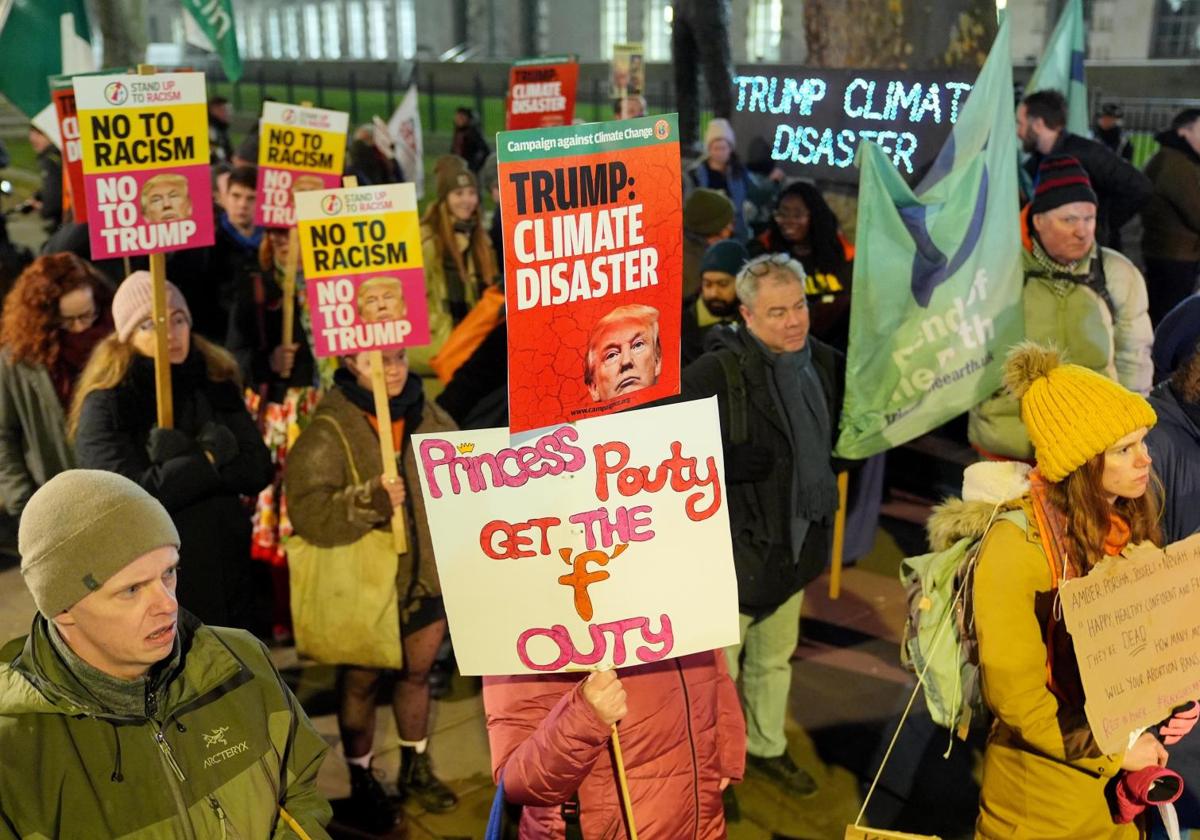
[0,469,332,839]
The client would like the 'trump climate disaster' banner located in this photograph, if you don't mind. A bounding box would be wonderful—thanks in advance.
[505,56,579,131]
[413,398,738,676]
[295,183,429,357]
[255,101,349,227]
[498,113,683,434]
[75,71,214,259]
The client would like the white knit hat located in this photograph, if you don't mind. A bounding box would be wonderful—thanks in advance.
[112,271,192,342]
[704,118,736,149]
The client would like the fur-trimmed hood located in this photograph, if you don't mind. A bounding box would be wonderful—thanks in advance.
[926,461,1031,551]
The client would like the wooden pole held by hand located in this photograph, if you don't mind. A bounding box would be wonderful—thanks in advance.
[369,349,408,554]
[610,723,639,839]
[281,226,299,348]
[829,469,850,600]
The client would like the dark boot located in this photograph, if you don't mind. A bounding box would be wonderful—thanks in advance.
[397,746,458,813]
[347,763,399,834]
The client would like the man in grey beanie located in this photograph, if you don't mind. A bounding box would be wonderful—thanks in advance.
[0,469,333,838]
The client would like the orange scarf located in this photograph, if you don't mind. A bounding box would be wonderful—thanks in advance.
[365,414,406,453]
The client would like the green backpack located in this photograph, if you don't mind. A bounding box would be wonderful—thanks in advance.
[899,509,1027,739]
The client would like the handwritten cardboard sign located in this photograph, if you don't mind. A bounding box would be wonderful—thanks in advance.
[295,183,429,356]
[255,101,349,228]
[1061,534,1200,754]
[74,71,214,259]
[505,57,579,131]
[412,398,738,676]
[498,113,683,433]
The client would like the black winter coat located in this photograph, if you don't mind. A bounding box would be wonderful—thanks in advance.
[226,268,316,402]
[74,352,272,629]
[1147,381,1200,544]
[679,325,844,613]
[1024,132,1153,248]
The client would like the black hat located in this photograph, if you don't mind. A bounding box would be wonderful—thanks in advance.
[1030,155,1097,215]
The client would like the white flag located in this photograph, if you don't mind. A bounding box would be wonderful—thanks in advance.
[388,84,425,199]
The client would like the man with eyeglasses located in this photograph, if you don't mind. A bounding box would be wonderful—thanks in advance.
[678,252,844,802]
[969,155,1153,461]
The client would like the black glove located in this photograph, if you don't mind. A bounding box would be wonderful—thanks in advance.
[724,443,774,484]
[147,427,195,465]
[196,422,239,468]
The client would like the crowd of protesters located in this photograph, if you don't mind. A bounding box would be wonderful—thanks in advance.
[0,73,1198,840]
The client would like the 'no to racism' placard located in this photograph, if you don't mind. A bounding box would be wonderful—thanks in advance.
[295,183,428,357]
[75,71,214,259]
[413,398,738,676]
[255,102,349,228]
[505,56,579,131]
[498,113,683,434]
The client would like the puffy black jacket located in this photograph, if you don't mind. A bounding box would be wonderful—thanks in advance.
[1147,381,1200,544]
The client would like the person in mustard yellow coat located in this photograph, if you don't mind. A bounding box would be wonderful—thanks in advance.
[973,341,1168,839]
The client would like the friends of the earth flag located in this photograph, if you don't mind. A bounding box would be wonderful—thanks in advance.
[181,0,242,83]
[0,0,92,118]
[1026,0,1088,137]
[505,56,579,130]
[498,113,684,434]
[255,102,349,227]
[834,21,1023,460]
[295,183,429,357]
[74,71,215,260]
[412,398,738,676]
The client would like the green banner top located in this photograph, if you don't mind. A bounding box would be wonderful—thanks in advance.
[497,113,679,163]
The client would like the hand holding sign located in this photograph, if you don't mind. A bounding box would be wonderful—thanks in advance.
[583,670,627,726]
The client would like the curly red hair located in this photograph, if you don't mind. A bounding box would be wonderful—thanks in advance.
[0,253,113,368]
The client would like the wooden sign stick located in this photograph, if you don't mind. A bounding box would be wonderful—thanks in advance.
[280,101,313,350]
[138,63,173,429]
[342,175,408,555]
[829,469,849,599]
[610,723,639,839]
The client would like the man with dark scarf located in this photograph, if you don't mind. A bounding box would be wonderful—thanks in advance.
[677,253,844,802]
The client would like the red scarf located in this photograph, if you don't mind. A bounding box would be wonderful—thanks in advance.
[49,319,112,410]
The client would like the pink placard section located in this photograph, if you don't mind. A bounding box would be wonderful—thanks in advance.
[255,169,343,228]
[84,165,215,259]
[305,267,431,357]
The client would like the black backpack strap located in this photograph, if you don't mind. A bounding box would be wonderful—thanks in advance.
[562,794,583,839]
[713,349,748,447]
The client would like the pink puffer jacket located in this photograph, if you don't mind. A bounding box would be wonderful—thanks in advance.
[483,651,746,839]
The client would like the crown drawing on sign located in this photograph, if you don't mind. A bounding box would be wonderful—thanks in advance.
[457,443,475,454]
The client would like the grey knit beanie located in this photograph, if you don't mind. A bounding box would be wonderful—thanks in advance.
[19,470,181,617]
[112,271,192,342]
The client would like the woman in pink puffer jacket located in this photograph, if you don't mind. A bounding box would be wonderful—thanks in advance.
[483,650,746,839]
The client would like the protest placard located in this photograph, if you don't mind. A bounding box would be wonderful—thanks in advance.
[51,78,86,223]
[505,56,579,130]
[255,101,348,228]
[730,68,973,185]
[611,43,644,97]
[498,113,683,434]
[1061,534,1200,755]
[74,71,214,259]
[388,85,425,198]
[412,397,738,676]
[295,182,428,357]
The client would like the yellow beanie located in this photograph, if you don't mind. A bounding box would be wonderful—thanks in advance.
[1003,341,1157,482]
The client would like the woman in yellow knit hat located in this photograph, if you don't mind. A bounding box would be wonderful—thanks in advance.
[973,341,1168,839]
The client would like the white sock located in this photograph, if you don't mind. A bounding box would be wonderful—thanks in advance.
[399,738,428,754]
[346,751,373,769]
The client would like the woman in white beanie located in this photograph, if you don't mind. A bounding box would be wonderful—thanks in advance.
[684,118,771,241]
[67,271,272,631]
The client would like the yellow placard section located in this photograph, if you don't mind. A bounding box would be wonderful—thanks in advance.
[78,103,209,174]
[299,211,423,278]
[258,125,347,174]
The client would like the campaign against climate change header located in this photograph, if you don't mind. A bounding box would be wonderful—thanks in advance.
[296,182,429,356]
[413,397,738,676]
[498,112,684,434]
[255,101,349,228]
[74,71,214,259]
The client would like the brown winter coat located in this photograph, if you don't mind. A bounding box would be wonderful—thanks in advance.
[284,387,456,598]
[1142,137,1200,262]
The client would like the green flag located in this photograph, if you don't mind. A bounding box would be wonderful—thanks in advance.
[0,0,92,118]
[181,0,242,82]
[834,21,1024,460]
[1027,0,1088,135]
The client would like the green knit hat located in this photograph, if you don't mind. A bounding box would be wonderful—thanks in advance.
[19,470,181,617]
[683,188,734,236]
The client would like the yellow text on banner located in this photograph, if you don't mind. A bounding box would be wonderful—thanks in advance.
[78,103,209,174]
[299,211,423,278]
[259,125,347,174]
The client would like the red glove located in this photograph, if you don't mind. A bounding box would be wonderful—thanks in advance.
[1159,701,1200,745]
[1112,767,1184,823]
